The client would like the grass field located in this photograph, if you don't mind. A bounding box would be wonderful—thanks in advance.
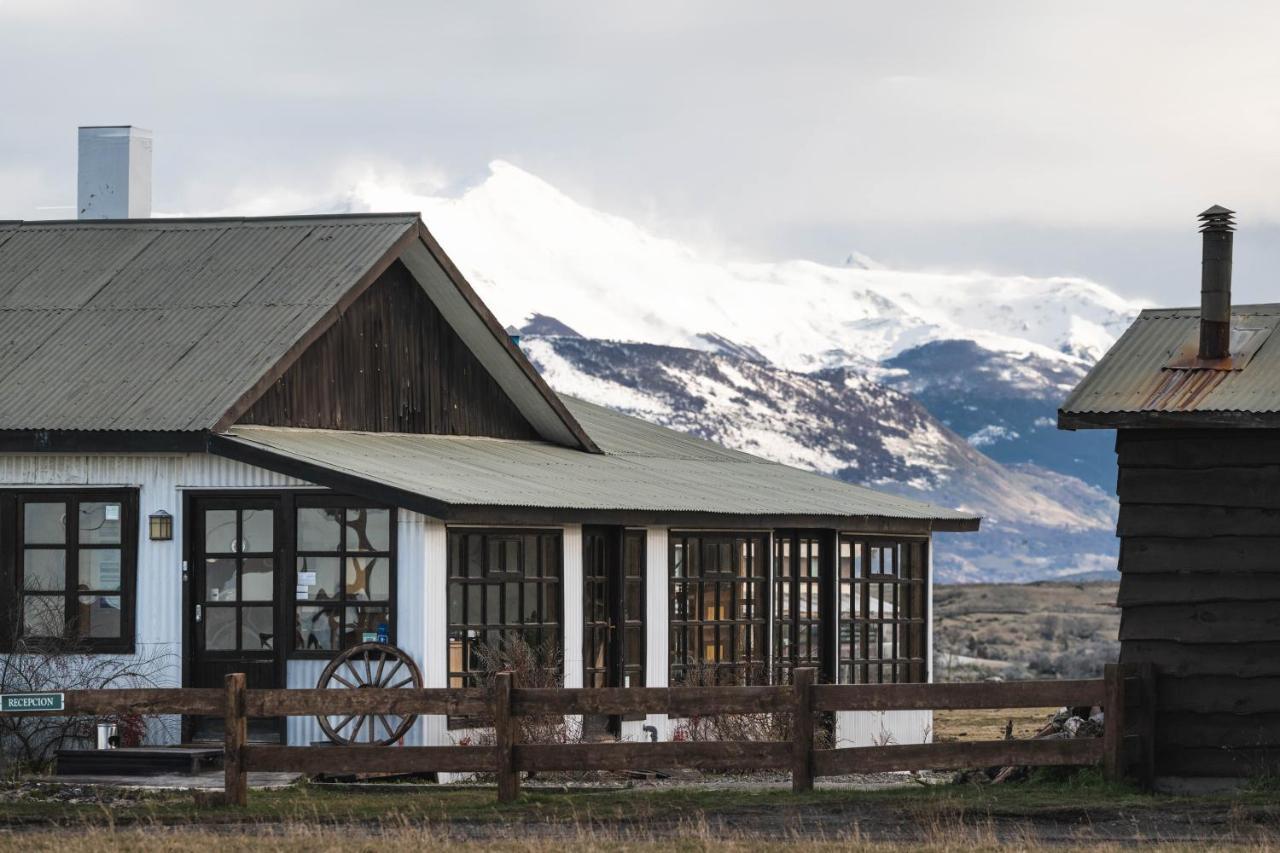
[3,771,1280,849]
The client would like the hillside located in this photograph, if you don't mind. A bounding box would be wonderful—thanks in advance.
[329,161,1137,580]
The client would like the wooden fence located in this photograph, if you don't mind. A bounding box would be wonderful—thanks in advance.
[2,663,1154,806]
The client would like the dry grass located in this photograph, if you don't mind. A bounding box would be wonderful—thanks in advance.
[932,707,1059,742]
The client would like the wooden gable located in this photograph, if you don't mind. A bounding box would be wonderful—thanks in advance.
[237,260,540,439]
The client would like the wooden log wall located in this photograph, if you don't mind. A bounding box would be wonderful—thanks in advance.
[239,260,540,439]
[1116,428,1280,778]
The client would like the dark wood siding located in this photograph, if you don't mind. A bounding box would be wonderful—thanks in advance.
[239,261,539,439]
[1116,428,1280,777]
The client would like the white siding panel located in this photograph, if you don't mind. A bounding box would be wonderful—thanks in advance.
[835,710,934,748]
[643,527,671,739]
[0,452,314,745]
[562,524,583,690]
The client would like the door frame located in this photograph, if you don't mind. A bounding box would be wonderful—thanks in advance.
[181,490,291,742]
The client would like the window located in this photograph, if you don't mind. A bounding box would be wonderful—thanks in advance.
[293,502,394,654]
[5,490,137,652]
[774,533,824,681]
[669,532,769,686]
[447,530,562,689]
[583,528,645,690]
[838,537,928,684]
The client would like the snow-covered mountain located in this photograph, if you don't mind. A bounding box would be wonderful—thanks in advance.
[332,160,1146,580]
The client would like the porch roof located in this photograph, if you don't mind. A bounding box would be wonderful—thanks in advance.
[210,396,980,532]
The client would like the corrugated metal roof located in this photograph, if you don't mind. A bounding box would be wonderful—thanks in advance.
[1061,305,1280,422]
[0,215,417,430]
[220,396,979,525]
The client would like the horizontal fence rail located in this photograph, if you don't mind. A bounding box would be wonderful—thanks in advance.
[0,664,1154,805]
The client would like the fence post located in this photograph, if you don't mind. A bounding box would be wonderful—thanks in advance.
[495,671,519,803]
[1102,663,1125,783]
[223,672,248,807]
[791,667,815,793]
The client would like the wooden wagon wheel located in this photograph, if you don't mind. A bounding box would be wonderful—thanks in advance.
[316,642,423,746]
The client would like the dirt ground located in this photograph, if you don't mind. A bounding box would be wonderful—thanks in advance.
[933,707,1060,742]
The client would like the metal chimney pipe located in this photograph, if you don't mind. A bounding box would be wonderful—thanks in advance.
[1198,205,1235,360]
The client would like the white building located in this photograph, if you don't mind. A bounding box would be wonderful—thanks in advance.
[0,157,977,753]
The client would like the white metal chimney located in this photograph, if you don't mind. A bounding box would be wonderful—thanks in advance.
[77,126,152,219]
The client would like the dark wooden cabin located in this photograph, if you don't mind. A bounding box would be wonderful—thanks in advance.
[1060,206,1280,781]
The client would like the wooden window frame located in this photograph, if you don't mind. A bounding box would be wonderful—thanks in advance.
[289,495,397,660]
[446,528,564,697]
[0,489,138,655]
[838,535,928,685]
[668,530,770,687]
[773,531,829,682]
[582,527,646,691]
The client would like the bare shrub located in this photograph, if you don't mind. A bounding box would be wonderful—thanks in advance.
[0,601,176,775]
[469,633,579,747]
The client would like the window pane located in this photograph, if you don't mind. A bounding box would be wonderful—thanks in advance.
[23,595,64,637]
[241,557,275,601]
[241,509,273,553]
[346,508,389,552]
[23,550,65,591]
[242,606,274,650]
[344,605,388,648]
[297,605,340,651]
[346,556,388,600]
[204,607,236,650]
[79,502,122,545]
[79,548,122,591]
[205,558,237,602]
[205,510,237,553]
[297,556,340,601]
[77,595,122,639]
[297,507,342,551]
[24,502,65,545]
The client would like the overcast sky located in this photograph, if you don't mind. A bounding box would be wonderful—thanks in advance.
[4,1,1280,302]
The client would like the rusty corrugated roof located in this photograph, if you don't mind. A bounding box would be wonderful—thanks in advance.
[0,215,417,431]
[1060,305,1280,427]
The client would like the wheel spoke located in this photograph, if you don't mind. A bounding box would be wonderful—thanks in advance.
[329,672,357,689]
[363,651,374,686]
[332,714,356,733]
[387,676,415,689]
[378,660,404,687]
[376,715,395,741]
[373,653,388,688]
[345,660,365,687]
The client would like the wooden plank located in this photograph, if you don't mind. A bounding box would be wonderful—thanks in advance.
[1122,640,1280,677]
[1155,712,1280,749]
[1120,602,1280,643]
[1117,431,1280,470]
[813,738,1103,777]
[810,679,1104,713]
[1117,505,1280,538]
[1155,676,1280,714]
[1119,537,1280,574]
[1103,664,1125,782]
[224,674,247,808]
[0,688,223,717]
[791,668,814,793]
[514,741,792,773]
[1117,573,1280,605]
[1134,663,1156,790]
[1119,466,1280,510]
[243,745,496,774]
[494,672,519,804]
[246,688,488,718]
[1156,745,1280,778]
[511,686,792,717]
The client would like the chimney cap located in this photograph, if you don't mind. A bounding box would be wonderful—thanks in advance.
[1199,204,1235,232]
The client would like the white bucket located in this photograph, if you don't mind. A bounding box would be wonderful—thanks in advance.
[96,723,118,750]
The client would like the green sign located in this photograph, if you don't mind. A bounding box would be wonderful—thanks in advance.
[1,692,65,713]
